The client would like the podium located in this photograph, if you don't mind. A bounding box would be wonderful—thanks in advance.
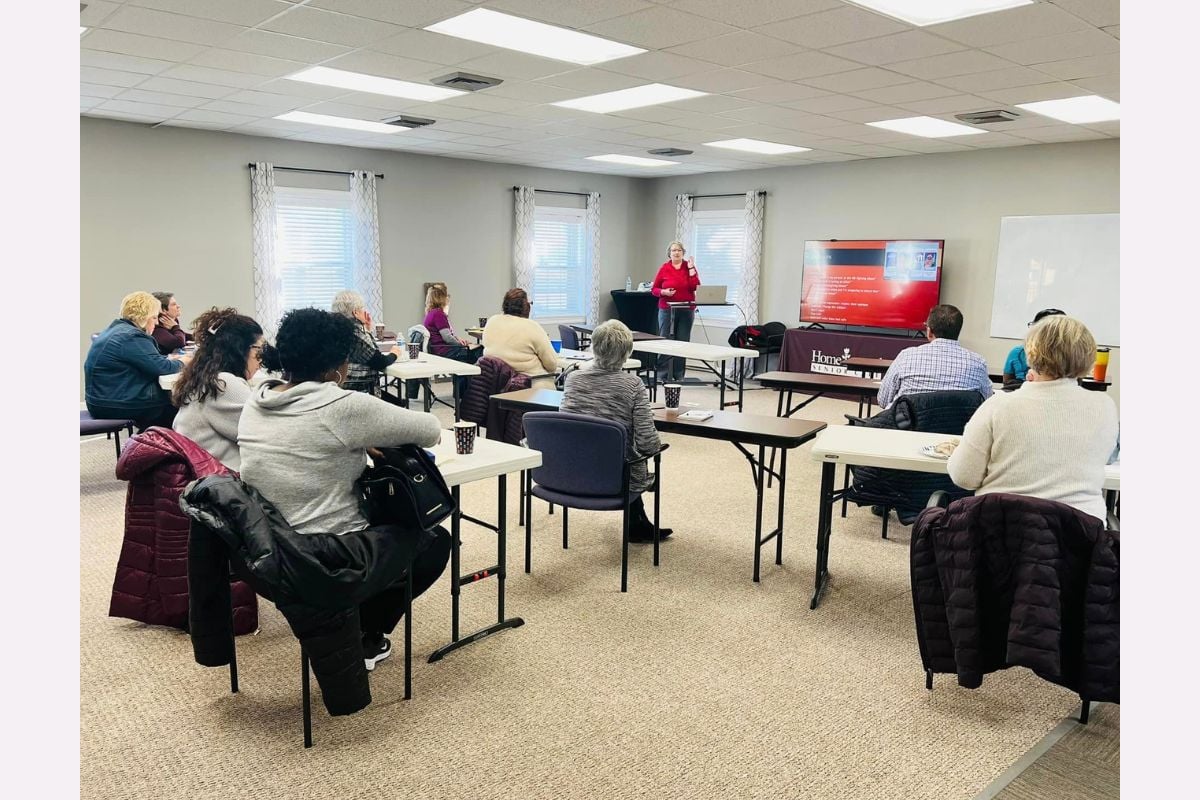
[610,290,659,335]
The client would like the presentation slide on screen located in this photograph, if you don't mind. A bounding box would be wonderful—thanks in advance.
[799,240,942,330]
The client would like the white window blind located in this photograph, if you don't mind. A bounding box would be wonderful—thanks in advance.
[691,208,746,325]
[531,206,587,322]
[274,186,354,312]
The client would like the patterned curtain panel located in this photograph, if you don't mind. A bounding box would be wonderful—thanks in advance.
[741,190,765,324]
[349,170,384,321]
[513,186,536,290]
[674,193,694,251]
[585,192,601,325]
[249,162,284,340]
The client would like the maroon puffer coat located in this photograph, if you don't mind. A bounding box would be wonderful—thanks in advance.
[460,356,531,444]
[111,427,257,634]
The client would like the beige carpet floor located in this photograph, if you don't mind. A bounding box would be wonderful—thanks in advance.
[80,383,1096,800]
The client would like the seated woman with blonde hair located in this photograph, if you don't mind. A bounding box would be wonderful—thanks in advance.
[947,315,1118,521]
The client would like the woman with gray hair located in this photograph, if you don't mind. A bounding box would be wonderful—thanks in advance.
[332,289,397,397]
[559,320,673,542]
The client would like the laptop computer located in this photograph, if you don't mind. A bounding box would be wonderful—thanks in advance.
[694,285,728,304]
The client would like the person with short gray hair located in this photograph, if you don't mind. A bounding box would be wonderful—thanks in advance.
[332,289,397,396]
[560,320,673,542]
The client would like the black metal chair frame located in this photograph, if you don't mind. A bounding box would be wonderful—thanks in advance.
[81,414,134,458]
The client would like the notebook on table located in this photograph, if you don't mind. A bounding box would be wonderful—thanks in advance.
[693,285,728,304]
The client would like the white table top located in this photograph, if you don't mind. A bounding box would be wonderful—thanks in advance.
[631,339,760,360]
[811,425,1119,490]
[557,348,641,371]
[427,431,541,487]
[386,351,482,380]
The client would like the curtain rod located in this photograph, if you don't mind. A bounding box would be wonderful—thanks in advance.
[248,164,384,179]
[690,191,766,199]
[513,186,593,198]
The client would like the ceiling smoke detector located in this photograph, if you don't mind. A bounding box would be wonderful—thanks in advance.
[382,115,436,129]
[955,109,1020,125]
[648,148,693,157]
[430,72,503,92]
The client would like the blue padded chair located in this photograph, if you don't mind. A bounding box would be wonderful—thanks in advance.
[81,411,134,459]
[557,324,580,351]
[522,411,667,592]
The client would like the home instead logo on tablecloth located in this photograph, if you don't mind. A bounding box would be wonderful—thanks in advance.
[810,349,849,376]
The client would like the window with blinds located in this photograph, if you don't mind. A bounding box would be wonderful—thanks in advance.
[691,208,746,325]
[531,206,587,322]
[274,186,355,312]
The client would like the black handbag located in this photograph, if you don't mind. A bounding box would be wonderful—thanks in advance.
[357,444,456,531]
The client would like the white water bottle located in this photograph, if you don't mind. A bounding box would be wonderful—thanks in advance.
[625,275,633,291]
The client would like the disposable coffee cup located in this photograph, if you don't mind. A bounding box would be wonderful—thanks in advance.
[407,342,420,360]
[664,384,682,409]
[453,421,477,455]
[374,323,385,339]
[478,316,488,328]
[1092,347,1110,382]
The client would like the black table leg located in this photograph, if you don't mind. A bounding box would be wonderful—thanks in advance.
[775,448,787,566]
[753,443,765,582]
[811,462,835,609]
[452,377,462,422]
[422,379,432,413]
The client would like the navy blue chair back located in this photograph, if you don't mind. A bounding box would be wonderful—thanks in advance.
[557,325,580,351]
[524,411,626,497]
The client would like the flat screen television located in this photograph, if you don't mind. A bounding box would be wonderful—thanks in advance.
[799,239,944,331]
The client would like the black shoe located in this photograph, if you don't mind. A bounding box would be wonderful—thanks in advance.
[628,524,673,543]
[871,505,886,517]
[362,635,392,671]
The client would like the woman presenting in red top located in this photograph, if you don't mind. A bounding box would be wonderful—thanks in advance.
[651,240,701,381]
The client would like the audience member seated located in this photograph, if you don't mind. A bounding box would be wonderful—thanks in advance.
[947,315,1118,521]
[423,283,481,396]
[237,308,449,670]
[560,320,673,543]
[481,287,558,378]
[331,290,397,397]
[151,291,194,355]
[1002,308,1066,390]
[85,291,190,430]
[877,304,993,409]
[172,308,265,471]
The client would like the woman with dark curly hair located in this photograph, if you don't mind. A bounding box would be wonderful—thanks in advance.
[238,307,449,670]
[171,308,264,470]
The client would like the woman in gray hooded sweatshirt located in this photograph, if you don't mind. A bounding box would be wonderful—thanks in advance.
[238,307,448,671]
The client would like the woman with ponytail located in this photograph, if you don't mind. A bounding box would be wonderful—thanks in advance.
[172,308,265,470]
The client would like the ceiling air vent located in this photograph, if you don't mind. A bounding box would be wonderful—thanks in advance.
[648,148,693,157]
[430,72,503,92]
[382,115,436,129]
[955,109,1020,125]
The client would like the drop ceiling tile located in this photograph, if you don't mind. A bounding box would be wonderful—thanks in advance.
[258,78,351,100]
[370,29,494,65]
[79,51,174,75]
[1015,125,1106,143]
[985,29,1118,66]
[802,68,912,93]
[820,106,909,124]
[82,30,206,61]
[743,51,862,80]
[604,51,717,80]
[937,66,1056,93]
[760,6,909,49]
[612,106,696,124]
[81,97,105,112]
[677,68,776,93]
[780,93,876,113]
[583,7,737,49]
[483,0,656,27]
[285,100,385,119]
[1032,53,1118,81]
[433,120,507,136]
[440,92,533,113]
[261,6,405,48]
[876,137,973,153]
[926,3,1091,48]
[888,50,1017,80]
[81,83,126,100]
[128,0,285,26]
[1103,25,1119,39]
[894,94,995,114]
[824,30,968,66]
[99,6,246,47]
[977,82,1088,105]
[1084,120,1119,136]
[81,66,152,88]
[135,76,241,100]
[667,93,754,114]
[170,109,263,126]
[224,30,351,62]
[665,31,796,67]
[97,99,184,119]
[730,83,830,103]
[829,144,921,158]
[201,98,299,117]
[321,50,447,81]
[484,82,581,103]
[306,0,472,26]
[158,64,266,88]
[535,69,645,93]
[853,81,959,104]
[80,1,121,26]
[189,49,307,77]
[958,131,1040,148]
[115,88,210,108]
[1068,74,1119,99]
[1049,0,1120,27]
[224,89,313,111]
[87,110,162,125]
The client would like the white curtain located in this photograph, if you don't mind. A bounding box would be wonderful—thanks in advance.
[349,170,384,322]
[585,191,601,324]
[741,190,765,324]
[674,193,693,252]
[249,162,284,340]
[513,186,536,291]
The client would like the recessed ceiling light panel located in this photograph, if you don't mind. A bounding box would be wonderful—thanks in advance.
[554,84,707,114]
[705,138,812,155]
[1016,95,1120,124]
[426,9,645,65]
[286,66,465,102]
[867,115,986,138]
[586,154,679,167]
[846,0,1034,26]
[275,111,402,135]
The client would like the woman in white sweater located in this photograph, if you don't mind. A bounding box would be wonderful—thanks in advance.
[172,308,264,471]
[947,315,1118,521]
[481,287,559,377]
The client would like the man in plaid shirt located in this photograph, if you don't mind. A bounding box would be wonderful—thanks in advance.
[877,304,993,408]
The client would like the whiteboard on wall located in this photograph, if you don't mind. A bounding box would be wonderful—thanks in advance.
[989,213,1119,346]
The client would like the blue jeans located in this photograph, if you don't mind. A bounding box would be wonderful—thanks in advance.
[657,307,694,381]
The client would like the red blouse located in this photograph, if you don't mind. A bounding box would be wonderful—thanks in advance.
[650,260,701,310]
